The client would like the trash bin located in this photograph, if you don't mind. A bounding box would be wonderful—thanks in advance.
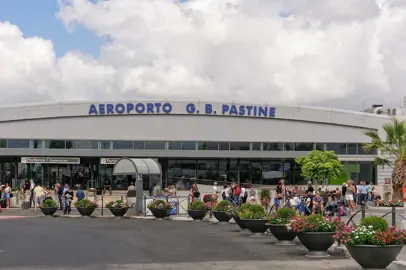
[96,188,102,195]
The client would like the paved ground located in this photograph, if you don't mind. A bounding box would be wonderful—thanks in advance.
[1,216,406,269]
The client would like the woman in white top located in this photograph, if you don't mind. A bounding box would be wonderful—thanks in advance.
[345,180,356,214]
[4,183,11,208]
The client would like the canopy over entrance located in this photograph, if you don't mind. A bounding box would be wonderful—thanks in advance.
[112,158,162,216]
[112,158,161,176]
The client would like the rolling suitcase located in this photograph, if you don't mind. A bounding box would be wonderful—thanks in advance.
[21,201,31,209]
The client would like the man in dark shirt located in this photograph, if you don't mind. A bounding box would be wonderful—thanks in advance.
[306,181,314,194]
[274,179,285,211]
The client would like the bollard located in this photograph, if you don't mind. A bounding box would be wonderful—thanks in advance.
[392,206,396,227]
[101,195,104,216]
[143,196,147,216]
[361,201,366,220]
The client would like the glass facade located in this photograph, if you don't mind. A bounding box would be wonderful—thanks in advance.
[0,138,377,155]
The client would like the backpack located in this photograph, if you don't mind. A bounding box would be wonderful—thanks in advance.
[234,186,241,196]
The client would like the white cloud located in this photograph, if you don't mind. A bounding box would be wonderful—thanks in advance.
[0,0,406,108]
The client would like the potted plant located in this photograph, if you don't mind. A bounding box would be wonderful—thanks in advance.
[212,200,232,224]
[267,208,297,245]
[338,216,406,269]
[259,189,271,208]
[40,199,58,216]
[187,200,210,221]
[105,200,129,217]
[147,199,172,219]
[238,204,268,236]
[74,199,98,217]
[287,214,344,258]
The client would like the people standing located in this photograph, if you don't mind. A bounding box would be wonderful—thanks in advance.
[359,181,368,204]
[4,183,11,208]
[54,183,63,210]
[126,182,136,208]
[275,179,286,211]
[33,183,44,212]
[76,185,85,201]
[212,182,220,205]
[29,179,36,208]
[63,186,73,215]
[345,180,356,214]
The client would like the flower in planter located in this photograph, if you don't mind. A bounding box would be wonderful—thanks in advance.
[188,200,211,210]
[268,208,296,225]
[238,204,268,219]
[105,200,129,209]
[74,199,98,208]
[147,199,173,210]
[213,200,232,212]
[287,214,345,233]
[375,199,403,207]
[337,225,406,246]
[203,194,214,203]
[41,199,58,208]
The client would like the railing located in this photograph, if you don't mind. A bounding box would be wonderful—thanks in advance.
[346,201,406,228]
[142,195,190,217]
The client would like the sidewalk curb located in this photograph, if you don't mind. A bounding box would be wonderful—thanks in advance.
[392,261,406,270]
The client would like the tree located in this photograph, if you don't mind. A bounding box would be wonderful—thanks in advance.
[295,150,343,185]
[363,117,406,200]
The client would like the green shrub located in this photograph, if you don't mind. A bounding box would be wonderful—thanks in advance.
[238,204,267,219]
[147,199,172,210]
[213,200,231,212]
[41,199,57,208]
[74,199,98,208]
[188,200,210,210]
[105,200,129,209]
[269,208,296,224]
[360,216,388,231]
[259,189,271,200]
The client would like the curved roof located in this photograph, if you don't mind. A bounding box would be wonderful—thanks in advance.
[0,100,391,130]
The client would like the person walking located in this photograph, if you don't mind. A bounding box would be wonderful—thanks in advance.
[63,186,73,215]
[345,180,356,214]
[4,183,11,208]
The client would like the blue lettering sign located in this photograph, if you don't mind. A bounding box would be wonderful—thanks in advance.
[87,102,276,118]
[186,103,196,114]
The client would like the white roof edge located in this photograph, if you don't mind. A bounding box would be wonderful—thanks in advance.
[0,100,393,119]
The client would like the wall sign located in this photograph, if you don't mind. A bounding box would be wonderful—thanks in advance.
[100,158,120,165]
[21,157,80,164]
[88,102,276,118]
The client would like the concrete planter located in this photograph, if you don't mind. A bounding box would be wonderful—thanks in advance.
[267,224,297,246]
[77,207,96,217]
[297,232,335,258]
[240,219,267,236]
[187,210,208,221]
[109,207,129,217]
[212,211,232,223]
[40,207,58,216]
[347,245,403,269]
[149,208,170,219]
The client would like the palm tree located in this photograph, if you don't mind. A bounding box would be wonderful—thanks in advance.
[363,117,406,200]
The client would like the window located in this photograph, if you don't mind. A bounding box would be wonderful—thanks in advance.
[315,143,325,151]
[358,143,377,155]
[100,141,111,149]
[230,142,250,151]
[168,141,182,150]
[145,141,166,150]
[219,142,230,150]
[347,143,357,155]
[0,140,6,148]
[7,139,29,148]
[30,140,43,149]
[182,141,196,150]
[295,143,313,151]
[251,161,262,185]
[263,143,283,151]
[74,140,98,149]
[197,160,218,179]
[65,141,74,149]
[284,143,294,151]
[252,142,261,151]
[198,141,218,150]
[326,143,346,154]
[239,160,250,184]
[44,140,65,149]
[113,141,133,149]
[134,141,145,150]
[181,160,197,178]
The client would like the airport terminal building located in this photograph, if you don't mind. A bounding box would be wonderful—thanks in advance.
[0,100,396,189]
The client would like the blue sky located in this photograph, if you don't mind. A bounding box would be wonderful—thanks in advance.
[0,0,102,57]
